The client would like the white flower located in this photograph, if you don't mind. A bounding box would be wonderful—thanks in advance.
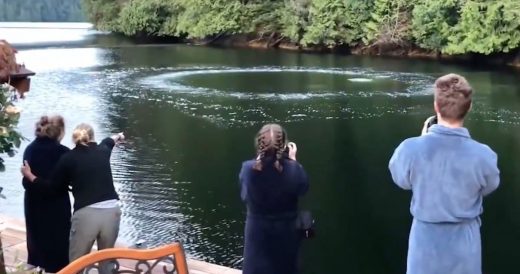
[4,105,21,115]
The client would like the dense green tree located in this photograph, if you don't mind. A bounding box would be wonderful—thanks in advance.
[174,0,248,38]
[302,0,372,47]
[82,0,120,30]
[79,0,520,56]
[247,1,285,39]
[445,0,520,54]
[363,0,412,47]
[411,0,459,52]
[117,0,179,36]
[301,0,348,46]
[277,0,311,43]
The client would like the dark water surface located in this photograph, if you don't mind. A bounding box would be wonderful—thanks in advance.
[1,25,520,274]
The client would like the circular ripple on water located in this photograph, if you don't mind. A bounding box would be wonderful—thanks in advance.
[101,66,433,127]
[83,65,520,128]
[140,66,434,99]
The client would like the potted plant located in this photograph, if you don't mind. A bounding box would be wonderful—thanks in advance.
[0,84,24,274]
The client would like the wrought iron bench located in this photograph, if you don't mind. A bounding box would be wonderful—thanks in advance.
[57,243,189,274]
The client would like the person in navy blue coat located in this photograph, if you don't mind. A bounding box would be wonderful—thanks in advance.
[239,123,309,274]
[22,115,71,273]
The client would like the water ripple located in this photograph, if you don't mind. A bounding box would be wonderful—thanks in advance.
[140,66,434,99]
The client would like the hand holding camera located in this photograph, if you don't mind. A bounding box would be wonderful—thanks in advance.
[421,116,437,136]
[111,132,125,144]
[287,142,297,161]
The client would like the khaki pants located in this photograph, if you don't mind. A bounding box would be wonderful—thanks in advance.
[69,206,121,273]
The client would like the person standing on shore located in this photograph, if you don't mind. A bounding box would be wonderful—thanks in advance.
[22,115,71,273]
[239,123,309,274]
[389,74,500,274]
[21,123,124,272]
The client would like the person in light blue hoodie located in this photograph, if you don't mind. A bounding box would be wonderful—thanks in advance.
[389,73,500,274]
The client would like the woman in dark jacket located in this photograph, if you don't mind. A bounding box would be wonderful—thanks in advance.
[239,123,309,274]
[22,115,71,273]
[22,123,124,273]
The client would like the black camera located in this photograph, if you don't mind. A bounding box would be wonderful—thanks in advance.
[427,116,438,129]
[283,142,291,158]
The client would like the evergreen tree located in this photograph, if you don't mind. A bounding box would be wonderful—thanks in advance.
[78,0,520,56]
[278,0,311,43]
[445,0,520,54]
[363,0,412,47]
[175,0,247,38]
[411,0,459,53]
[302,0,372,47]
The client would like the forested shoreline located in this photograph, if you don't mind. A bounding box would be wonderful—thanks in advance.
[80,1,520,66]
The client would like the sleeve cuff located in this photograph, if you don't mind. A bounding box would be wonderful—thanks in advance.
[101,137,116,149]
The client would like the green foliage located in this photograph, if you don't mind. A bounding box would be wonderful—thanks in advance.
[117,0,179,36]
[82,0,121,31]
[175,0,248,38]
[363,0,412,46]
[444,0,520,54]
[0,85,23,172]
[247,2,286,37]
[302,0,348,46]
[0,0,84,22]
[302,0,372,46]
[277,0,311,43]
[411,0,459,52]
[82,0,520,56]
[344,0,374,45]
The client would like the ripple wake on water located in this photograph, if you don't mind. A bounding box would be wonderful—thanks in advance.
[80,65,520,129]
[98,66,432,127]
[140,66,434,99]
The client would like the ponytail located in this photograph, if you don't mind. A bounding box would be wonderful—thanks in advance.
[72,123,94,146]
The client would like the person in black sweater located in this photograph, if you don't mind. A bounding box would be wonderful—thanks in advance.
[22,115,71,273]
[21,123,124,270]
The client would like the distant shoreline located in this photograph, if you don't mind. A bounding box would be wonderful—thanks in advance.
[136,34,520,69]
[2,22,519,69]
[0,22,92,29]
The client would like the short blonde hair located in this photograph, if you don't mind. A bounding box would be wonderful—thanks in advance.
[72,123,94,146]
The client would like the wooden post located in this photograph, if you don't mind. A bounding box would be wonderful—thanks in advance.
[0,234,7,274]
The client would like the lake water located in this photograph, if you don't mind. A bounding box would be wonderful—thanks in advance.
[1,24,519,274]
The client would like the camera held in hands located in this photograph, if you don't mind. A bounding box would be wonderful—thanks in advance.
[282,142,291,160]
[427,115,438,129]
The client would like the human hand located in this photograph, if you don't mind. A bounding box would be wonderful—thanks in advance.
[21,160,37,182]
[111,132,125,143]
[421,116,437,136]
[288,142,297,161]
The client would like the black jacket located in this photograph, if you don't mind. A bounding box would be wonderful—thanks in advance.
[23,137,71,272]
[36,137,119,212]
